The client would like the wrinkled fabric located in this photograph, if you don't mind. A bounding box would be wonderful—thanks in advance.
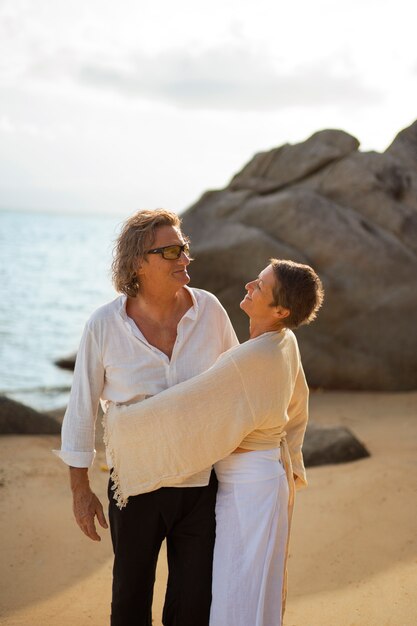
[210,449,289,626]
[53,286,238,478]
[104,329,309,507]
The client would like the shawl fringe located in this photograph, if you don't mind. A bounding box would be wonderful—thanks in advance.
[102,413,129,509]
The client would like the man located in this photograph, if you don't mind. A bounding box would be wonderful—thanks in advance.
[54,209,238,626]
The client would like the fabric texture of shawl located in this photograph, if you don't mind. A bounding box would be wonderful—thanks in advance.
[103,329,309,508]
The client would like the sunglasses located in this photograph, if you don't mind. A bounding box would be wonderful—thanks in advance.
[146,243,191,260]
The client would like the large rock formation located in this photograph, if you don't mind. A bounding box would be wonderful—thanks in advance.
[182,121,417,390]
[0,396,61,435]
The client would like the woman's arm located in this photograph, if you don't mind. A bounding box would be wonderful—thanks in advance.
[104,336,293,505]
[285,363,309,490]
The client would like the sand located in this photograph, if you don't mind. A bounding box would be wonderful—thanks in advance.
[0,391,416,626]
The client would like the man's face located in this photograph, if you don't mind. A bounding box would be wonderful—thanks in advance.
[137,225,191,291]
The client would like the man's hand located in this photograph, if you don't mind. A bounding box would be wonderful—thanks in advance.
[69,467,108,541]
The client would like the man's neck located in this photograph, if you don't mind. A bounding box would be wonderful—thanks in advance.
[128,287,189,326]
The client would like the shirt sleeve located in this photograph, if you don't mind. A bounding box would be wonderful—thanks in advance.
[286,361,309,490]
[213,297,239,351]
[53,321,105,468]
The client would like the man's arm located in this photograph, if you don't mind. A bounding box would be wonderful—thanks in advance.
[54,322,107,540]
[70,467,108,541]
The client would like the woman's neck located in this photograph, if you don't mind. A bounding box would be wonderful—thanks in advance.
[249,320,284,339]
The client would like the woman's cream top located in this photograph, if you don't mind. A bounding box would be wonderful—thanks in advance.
[104,329,309,507]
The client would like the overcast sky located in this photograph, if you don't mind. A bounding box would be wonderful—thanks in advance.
[1,0,416,215]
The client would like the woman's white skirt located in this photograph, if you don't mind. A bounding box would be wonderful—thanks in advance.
[210,448,289,626]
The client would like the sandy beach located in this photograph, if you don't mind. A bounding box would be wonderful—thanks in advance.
[1,390,416,626]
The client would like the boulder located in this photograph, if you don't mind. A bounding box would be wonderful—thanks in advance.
[54,354,76,371]
[182,120,417,390]
[303,423,370,467]
[0,396,61,435]
[385,120,417,211]
[230,129,359,194]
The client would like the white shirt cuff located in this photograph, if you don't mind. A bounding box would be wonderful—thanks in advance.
[52,449,96,468]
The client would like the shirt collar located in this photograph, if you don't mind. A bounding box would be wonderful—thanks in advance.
[117,295,129,321]
[117,288,198,321]
[183,285,198,320]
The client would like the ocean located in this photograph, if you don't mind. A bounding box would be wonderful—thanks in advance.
[0,209,122,412]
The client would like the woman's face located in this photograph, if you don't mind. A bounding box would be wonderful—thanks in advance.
[240,264,278,323]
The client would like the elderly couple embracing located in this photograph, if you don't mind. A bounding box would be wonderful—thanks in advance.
[55,208,323,626]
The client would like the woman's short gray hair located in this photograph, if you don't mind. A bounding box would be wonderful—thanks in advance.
[270,259,324,329]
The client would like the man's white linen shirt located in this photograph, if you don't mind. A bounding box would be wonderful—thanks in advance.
[54,287,238,487]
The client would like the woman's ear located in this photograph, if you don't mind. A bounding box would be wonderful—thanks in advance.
[275,306,290,321]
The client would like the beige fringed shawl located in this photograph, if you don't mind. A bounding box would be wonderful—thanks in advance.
[103,329,309,507]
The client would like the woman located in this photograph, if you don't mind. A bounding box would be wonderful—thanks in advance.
[105,258,324,626]
[54,209,238,626]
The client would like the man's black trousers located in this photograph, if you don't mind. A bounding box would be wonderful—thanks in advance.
[108,471,218,626]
